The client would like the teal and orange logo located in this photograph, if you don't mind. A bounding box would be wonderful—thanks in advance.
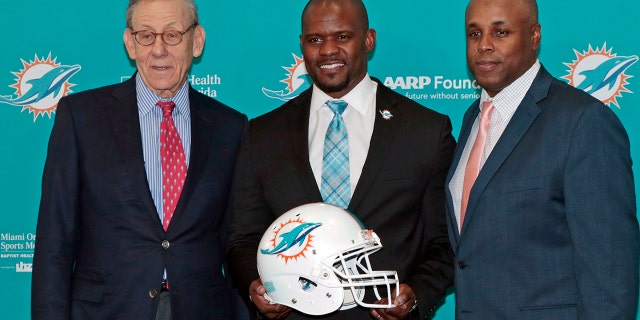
[262,53,312,101]
[0,53,81,121]
[563,43,637,108]
[260,217,322,264]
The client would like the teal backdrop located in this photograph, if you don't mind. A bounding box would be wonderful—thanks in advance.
[0,1,638,319]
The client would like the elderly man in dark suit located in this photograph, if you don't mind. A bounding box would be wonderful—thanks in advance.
[446,0,639,318]
[31,0,247,319]
[227,0,455,319]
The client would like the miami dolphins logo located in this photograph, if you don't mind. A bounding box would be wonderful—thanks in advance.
[261,217,322,264]
[379,109,393,120]
[262,53,312,101]
[562,43,637,108]
[0,53,81,121]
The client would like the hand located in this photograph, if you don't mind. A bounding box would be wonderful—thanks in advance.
[249,279,292,319]
[370,284,418,320]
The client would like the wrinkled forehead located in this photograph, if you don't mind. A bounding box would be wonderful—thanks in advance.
[129,0,194,29]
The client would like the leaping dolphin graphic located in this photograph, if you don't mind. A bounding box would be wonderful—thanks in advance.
[0,64,81,106]
[262,74,312,101]
[261,222,322,255]
[576,55,638,94]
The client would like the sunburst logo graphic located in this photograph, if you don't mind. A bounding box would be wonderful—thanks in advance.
[0,53,81,121]
[262,53,312,101]
[562,43,637,108]
[260,217,322,264]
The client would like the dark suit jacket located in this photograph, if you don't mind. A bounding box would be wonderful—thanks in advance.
[227,78,456,319]
[445,66,639,319]
[31,76,248,320]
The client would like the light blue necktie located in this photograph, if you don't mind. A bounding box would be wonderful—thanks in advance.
[321,100,351,209]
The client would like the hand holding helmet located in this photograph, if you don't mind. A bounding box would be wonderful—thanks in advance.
[248,278,292,319]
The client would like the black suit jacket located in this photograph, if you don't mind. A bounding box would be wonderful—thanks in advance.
[227,78,455,319]
[31,76,248,320]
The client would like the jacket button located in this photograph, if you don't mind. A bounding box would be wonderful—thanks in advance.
[149,289,158,298]
[162,240,170,249]
[457,261,468,269]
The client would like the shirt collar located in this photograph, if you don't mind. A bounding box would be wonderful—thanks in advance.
[480,60,540,114]
[310,74,377,116]
[136,73,191,118]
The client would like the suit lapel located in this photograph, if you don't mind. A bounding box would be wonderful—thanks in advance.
[106,77,160,225]
[349,81,399,213]
[290,90,324,202]
[460,68,552,239]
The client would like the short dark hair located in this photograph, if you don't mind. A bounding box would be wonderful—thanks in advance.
[301,0,369,32]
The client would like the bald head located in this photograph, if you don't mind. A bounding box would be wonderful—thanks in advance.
[467,0,538,26]
[511,0,538,25]
[302,0,369,33]
[465,0,541,96]
[520,0,538,24]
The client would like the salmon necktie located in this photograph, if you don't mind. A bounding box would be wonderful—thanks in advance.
[157,101,187,231]
[460,101,495,229]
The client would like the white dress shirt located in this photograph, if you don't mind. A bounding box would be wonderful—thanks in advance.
[449,61,541,230]
[308,75,378,197]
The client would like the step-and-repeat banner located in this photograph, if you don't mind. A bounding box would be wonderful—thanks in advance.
[1,1,638,319]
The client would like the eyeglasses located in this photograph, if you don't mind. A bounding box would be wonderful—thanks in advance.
[130,23,197,46]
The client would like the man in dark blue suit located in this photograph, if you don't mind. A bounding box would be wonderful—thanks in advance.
[31,0,247,319]
[446,0,639,319]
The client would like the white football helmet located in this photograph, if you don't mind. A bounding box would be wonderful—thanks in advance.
[257,203,399,316]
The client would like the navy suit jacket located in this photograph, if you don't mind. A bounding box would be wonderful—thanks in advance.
[31,76,247,320]
[227,78,456,319]
[445,66,639,319]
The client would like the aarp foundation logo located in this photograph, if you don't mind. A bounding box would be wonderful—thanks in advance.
[0,53,81,121]
[563,43,637,108]
[262,53,312,101]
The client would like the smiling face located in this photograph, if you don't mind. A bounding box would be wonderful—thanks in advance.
[124,0,205,98]
[300,0,375,99]
[465,0,540,97]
